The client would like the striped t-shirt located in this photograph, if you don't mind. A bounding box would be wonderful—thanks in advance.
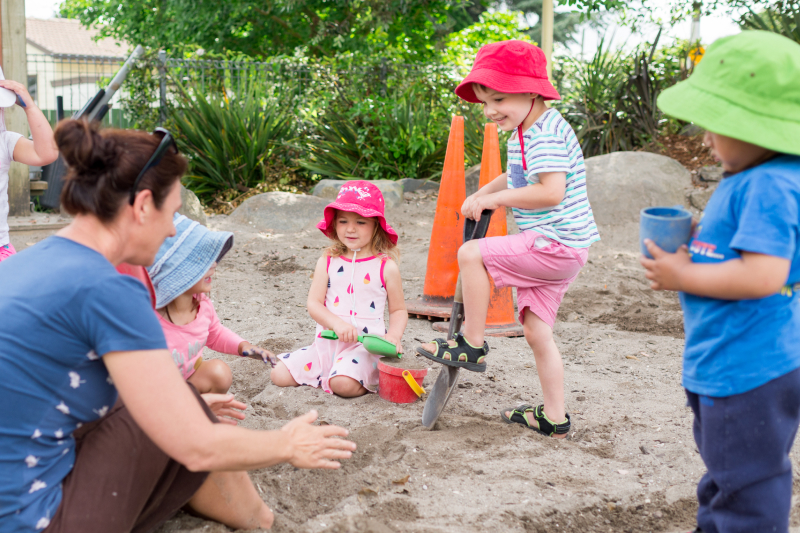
[506,107,600,248]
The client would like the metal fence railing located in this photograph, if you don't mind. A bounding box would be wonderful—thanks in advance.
[27,54,134,129]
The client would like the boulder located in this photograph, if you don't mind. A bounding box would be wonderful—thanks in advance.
[399,178,439,194]
[585,152,692,227]
[311,179,403,208]
[228,192,329,233]
[178,185,207,225]
[689,184,718,211]
[465,163,481,196]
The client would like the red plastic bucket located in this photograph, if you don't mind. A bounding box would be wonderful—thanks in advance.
[378,360,428,404]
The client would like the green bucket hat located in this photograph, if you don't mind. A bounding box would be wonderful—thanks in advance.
[658,30,800,156]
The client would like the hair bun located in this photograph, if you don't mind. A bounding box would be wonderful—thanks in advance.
[54,119,118,178]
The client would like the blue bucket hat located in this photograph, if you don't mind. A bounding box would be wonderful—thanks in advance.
[148,214,234,309]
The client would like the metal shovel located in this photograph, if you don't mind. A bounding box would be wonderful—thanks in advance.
[421,209,494,429]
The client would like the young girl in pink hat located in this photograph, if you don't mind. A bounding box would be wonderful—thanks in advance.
[418,40,599,438]
[270,181,408,398]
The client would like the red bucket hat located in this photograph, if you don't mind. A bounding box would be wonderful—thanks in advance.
[455,40,560,103]
[317,181,398,245]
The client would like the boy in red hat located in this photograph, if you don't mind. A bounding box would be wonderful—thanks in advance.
[418,40,599,438]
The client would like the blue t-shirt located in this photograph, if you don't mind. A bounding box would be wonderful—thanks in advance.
[0,237,166,532]
[681,155,800,397]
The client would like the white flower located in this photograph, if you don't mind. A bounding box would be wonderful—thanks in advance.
[94,405,108,417]
[55,402,70,415]
[62,448,69,455]
[68,372,83,389]
[54,429,63,439]
[29,480,47,493]
[31,429,41,439]
[25,455,39,468]
[86,350,98,361]
[106,375,113,385]
[35,517,50,530]
[75,423,82,429]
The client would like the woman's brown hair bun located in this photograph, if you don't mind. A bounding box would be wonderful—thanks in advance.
[54,119,187,222]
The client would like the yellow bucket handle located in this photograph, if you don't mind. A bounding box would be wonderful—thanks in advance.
[402,370,426,397]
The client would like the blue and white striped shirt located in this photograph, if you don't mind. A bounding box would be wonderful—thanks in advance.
[506,107,600,248]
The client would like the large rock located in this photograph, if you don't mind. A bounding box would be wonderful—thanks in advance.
[178,184,207,225]
[228,192,329,233]
[311,179,403,208]
[690,184,718,211]
[399,178,439,194]
[585,152,692,227]
[465,163,481,196]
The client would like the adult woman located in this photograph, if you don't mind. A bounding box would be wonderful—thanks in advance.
[0,120,356,532]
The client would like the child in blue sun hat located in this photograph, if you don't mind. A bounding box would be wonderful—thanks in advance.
[643,31,800,533]
[148,214,276,394]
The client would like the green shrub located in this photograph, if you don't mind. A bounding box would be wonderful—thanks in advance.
[168,80,297,202]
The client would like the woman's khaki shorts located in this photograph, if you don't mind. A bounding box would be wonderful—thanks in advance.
[45,385,214,533]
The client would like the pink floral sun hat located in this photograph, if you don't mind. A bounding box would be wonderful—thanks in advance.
[317,181,398,245]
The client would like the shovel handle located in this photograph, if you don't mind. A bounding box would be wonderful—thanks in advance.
[402,370,426,397]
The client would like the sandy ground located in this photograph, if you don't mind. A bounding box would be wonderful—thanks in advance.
[10,194,800,533]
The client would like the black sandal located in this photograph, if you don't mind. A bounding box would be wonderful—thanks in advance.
[501,404,571,437]
[416,333,489,372]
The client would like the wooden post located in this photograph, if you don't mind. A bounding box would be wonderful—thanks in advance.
[2,0,29,216]
[541,0,554,81]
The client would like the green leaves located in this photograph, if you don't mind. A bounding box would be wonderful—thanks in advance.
[169,80,294,201]
[742,3,800,44]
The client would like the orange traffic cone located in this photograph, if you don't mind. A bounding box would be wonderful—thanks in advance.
[406,116,466,320]
[434,123,524,337]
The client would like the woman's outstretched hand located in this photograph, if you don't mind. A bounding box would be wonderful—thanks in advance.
[240,341,277,367]
[280,410,356,469]
[201,393,247,425]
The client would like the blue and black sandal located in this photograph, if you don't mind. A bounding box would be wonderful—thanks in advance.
[416,333,489,372]
[501,404,571,437]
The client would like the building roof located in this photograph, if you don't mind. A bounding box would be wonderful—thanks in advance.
[26,18,129,59]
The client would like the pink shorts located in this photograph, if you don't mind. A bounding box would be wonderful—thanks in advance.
[0,243,16,263]
[478,231,588,328]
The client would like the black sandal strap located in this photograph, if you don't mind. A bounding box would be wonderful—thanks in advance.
[531,405,571,436]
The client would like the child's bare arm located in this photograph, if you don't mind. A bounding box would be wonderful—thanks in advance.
[307,256,359,342]
[641,240,790,300]
[381,259,408,353]
[0,80,59,166]
[462,171,566,220]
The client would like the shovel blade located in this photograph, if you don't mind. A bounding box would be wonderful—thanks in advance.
[421,365,460,429]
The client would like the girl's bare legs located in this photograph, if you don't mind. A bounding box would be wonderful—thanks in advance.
[270,361,299,387]
[329,376,367,398]
[188,359,233,394]
[187,471,273,530]
[420,240,490,353]
[505,309,567,438]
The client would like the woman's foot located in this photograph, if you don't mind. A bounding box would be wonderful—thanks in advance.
[501,404,570,438]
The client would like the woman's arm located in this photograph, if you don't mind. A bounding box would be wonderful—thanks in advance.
[462,172,566,220]
[640,240,791,299]
[104,348,356,472]
[381,259,408,353]
[307,255,359,343]
[0,80,59,166]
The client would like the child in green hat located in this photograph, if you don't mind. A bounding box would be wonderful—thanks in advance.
[642,31,800,533]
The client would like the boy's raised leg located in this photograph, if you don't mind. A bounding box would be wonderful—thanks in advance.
[458,240,491,347]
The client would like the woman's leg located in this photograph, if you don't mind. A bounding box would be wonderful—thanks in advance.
[329,375,368,398]
[188,359,233,394]
[504,309,566,437]
[270,361,299,387]
[186,471,273,530]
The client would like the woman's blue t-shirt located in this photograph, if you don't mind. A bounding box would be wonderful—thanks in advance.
[0,237,166,532]
[681,155,800,397]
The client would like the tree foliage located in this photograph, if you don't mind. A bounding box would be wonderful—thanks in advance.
[60,0,487,60]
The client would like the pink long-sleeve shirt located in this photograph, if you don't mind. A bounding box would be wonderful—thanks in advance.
[156,294,244,379]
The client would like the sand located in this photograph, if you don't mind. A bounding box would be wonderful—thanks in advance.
[11,194,800,533]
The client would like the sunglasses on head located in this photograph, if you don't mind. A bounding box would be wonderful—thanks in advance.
[129,127,178,205]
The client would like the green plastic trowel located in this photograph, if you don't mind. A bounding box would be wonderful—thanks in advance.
[320,330,401,358]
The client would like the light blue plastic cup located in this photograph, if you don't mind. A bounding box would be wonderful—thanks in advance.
[640,205,692,259]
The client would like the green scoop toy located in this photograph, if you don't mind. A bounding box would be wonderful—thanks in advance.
[320,330,401,358]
